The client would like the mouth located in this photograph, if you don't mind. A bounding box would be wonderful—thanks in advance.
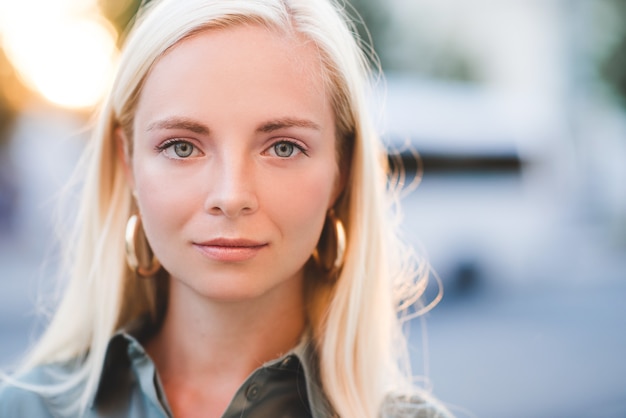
[192,238,268,262]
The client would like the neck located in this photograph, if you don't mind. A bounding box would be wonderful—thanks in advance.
[145,273,307,417]
[146,274,307,381]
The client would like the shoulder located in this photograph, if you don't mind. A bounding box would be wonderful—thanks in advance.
[0,372,54,417]
[0,363,81,418]
[380,392,454,418]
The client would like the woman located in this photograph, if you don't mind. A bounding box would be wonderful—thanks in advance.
[0,0,451,416]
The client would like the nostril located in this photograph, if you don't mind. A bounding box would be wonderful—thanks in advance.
[206,194,259,218]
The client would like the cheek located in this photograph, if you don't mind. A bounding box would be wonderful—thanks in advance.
[282,176,333,213]
[261,164,337,242]
[131,157,201,243]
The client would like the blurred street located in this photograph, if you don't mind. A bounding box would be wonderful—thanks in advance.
[403,177,626,418]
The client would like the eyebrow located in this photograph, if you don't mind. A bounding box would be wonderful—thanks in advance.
[256,117,321,133]
[146,116,321,135]
[146,117,210,135]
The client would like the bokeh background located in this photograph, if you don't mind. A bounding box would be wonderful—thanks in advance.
[1,0,625,417]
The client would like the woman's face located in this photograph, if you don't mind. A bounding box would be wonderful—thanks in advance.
[126,25,339,302]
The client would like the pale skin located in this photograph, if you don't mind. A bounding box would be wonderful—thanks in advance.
[118,25,340,417]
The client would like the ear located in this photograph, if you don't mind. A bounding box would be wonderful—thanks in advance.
[115,127,135,191]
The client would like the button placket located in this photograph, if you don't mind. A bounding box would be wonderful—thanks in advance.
[245,383,260,401]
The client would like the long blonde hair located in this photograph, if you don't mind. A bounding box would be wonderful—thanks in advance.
[18,0,444,416]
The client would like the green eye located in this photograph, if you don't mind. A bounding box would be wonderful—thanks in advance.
[273,142,295,157]
[174,142,194,158]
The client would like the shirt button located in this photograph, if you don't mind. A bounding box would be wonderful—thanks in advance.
[246,383,260,401]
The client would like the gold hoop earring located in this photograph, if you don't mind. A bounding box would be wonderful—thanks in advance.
[125,214,161,277]
[312,209,346,278]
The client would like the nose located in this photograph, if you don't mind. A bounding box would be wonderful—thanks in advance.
[204,153,259,218]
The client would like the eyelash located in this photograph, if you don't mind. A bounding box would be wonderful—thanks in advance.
[155,139,199,158]
[154,138,309,158]
[269,139,308,157]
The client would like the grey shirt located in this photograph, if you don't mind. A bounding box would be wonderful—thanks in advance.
[0,330,334,418]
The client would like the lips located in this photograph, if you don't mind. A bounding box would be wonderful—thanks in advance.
[193,238,268,262]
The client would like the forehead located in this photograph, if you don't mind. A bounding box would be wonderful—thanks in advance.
[133,23,331,128]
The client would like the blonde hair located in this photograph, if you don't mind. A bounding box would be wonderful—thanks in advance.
[16,0,447,416]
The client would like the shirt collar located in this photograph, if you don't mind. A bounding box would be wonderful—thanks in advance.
[89,315,162,410]
[91,320,334,418]
[289,334,335,418]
